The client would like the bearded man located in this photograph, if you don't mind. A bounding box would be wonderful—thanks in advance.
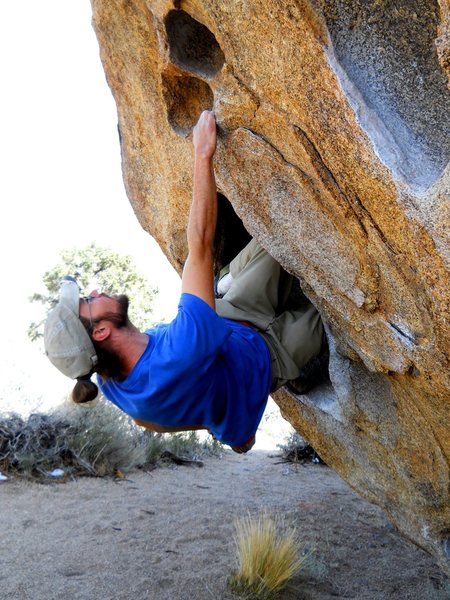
[44,111,324,453]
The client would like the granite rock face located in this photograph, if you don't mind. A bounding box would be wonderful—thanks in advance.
[91,0,450,572]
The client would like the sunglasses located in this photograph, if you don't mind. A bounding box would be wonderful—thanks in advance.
[83,296,97,331]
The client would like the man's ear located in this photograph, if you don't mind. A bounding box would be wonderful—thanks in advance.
[91,322,111,343]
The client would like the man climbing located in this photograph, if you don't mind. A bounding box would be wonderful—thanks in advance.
[44,111,324,453]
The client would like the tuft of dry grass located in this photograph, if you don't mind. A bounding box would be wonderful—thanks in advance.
[229,512,306,598]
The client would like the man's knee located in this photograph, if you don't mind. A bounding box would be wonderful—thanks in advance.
[229,238,263,277]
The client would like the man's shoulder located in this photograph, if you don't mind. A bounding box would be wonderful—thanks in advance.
[179,292,215,311]
[178,292,225,323]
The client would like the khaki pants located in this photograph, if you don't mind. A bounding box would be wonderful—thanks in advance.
[216,239,324,391]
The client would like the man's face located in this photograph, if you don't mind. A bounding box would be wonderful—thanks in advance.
[78,291,129,329]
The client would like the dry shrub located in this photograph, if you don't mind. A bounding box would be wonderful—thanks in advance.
[0,402,147,478]
[229,512,306,598]
[144,429,222,464]
[0,398,221,479]
[277,432,325,465]
[58,399,149,477]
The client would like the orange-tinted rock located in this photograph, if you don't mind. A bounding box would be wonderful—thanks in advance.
[91,0,450,573]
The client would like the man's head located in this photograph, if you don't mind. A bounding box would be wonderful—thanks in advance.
[78,291,130,341]
[44,278,130,381]
[78,292,131,381]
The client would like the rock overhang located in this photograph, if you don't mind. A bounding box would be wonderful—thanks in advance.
[91,0,450,573]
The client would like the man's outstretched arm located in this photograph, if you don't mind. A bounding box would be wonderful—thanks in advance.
[181,110,217,309]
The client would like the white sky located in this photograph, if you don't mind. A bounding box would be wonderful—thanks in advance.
[0,2,181,413]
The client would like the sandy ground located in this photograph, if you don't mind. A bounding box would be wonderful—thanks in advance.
[1,404,449,600]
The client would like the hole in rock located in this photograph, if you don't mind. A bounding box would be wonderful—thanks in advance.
[165,10,225,79]
[162,73,214,135]
[321,0,450,190]
[213,193,252,276]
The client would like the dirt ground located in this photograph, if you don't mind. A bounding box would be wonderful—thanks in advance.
[1,426,449,600]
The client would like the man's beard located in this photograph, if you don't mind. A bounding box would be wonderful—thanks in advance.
[94,344,126,380]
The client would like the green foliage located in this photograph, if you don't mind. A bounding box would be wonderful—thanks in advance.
[28,243,158,340]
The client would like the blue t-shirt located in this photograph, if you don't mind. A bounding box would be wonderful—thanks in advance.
[98,293,272,446]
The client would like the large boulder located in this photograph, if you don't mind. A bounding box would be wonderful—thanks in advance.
[91,0,450,573]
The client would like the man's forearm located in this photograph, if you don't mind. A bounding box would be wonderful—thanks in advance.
[187,154,217,254]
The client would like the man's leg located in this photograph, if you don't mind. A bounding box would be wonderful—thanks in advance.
[263,303,325,390]
[216,238,326,392]
[216,239,293,330]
